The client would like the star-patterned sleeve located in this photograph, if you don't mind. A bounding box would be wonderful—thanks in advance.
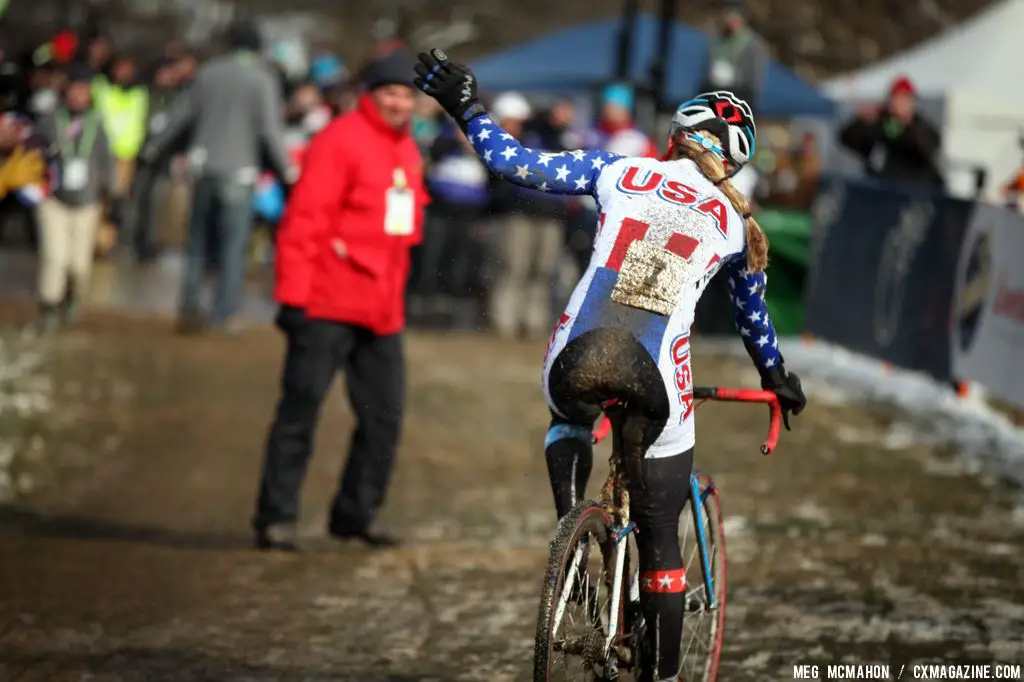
[721,256,782,374]
[465,115,620,195]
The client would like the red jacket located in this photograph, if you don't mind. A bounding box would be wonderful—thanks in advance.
[275,94,429,335]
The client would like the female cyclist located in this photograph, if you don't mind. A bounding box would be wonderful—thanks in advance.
[415,50,807,682]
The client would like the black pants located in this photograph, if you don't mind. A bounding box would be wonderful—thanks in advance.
[253,313,406,533]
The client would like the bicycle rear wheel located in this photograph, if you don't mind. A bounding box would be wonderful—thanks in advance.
[678,472,727,681]
[534,500,627,681]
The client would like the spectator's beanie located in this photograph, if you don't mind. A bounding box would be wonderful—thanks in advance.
[492,92,531,122]
[364,49,416,90]
[53,31,78,62]
[724,0,749,14]
[889,76,916,98]
[311,54,346,88]
[65,62,94,85]
[601,83,634,111]
[229,20,263,53]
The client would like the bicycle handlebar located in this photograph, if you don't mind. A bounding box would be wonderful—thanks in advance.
[591,386,783,456]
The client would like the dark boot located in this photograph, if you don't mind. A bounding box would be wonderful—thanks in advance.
[37,304,60,334]
[254,522,302,551]
[60,297,80,327]
[176,309,206,335]
[328,521,400,548]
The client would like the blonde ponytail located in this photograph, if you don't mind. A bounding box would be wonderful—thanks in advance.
[671,135,768,272]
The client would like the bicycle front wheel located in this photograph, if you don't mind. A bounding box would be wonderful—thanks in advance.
[533,500,626,682]
[678,472,727,682]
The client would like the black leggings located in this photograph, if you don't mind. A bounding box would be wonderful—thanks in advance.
[546,429,693,682]
[544,327,693,680]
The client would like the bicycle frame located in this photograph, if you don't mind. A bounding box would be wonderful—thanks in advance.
[588,386,783,657]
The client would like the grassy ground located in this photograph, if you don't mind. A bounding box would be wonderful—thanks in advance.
[0,304,1021,681]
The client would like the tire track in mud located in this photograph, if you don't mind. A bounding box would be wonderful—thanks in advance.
[0,313,1021,681]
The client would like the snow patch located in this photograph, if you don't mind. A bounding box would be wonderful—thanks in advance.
[0,336,53,501]
[701,337,1024,487]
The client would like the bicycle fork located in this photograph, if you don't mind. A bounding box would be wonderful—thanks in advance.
[690,474,716,610]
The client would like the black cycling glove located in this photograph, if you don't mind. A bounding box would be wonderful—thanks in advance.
[414,49,488,129]
[760,358,807,430]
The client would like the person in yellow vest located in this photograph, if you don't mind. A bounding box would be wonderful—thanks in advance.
[93,55,148,254]
[35,63,118,332]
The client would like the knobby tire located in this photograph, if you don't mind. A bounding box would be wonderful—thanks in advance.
[534,501,616,681]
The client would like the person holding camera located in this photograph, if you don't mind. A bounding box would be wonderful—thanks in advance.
[839,76,943,189]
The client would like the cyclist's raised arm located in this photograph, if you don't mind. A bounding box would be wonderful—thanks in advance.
[414,49,620,196]
[721,255,782,374]
[465,115,620,195]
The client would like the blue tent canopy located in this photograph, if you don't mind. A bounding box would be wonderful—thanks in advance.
[470,15,834,118]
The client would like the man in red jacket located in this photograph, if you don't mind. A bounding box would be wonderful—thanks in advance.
[253,50,428,551]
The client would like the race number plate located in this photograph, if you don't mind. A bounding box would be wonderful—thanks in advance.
[610,240,697,316]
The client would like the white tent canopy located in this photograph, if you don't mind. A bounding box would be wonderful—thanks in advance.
[825,0,1024,101]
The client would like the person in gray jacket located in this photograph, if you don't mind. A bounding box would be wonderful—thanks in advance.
[142,20,296,335]
[699,0,769,113]
[35,63,118,332]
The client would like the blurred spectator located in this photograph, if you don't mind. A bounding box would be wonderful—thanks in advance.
[414,119,489,320]
[494,96,577,338]
[269,39,309,87]
[1002,167,1024,212]
[96,55,147,192]
[250,82,331,265]
[255,49,428,551]
[309,45,347,92]
[537,99,595,278]
[838,76,943,188]
[0,52,20,113]
[32,28,79,68]
[94,55,148,256]
[545,99,583,150]
[325,81,361,117]
[286,82,332,143]
[699,0,769,112]
[486,91,554,338]
[175,51,198,86]
[25,62,61,120]
[0,115,35,191]
[132,57,189,261]
[582,84,657,158]
[81,34,112,82]
[0,111,48,248]
[162,40,186,62]
[34,64,116,332]
[412,94,444,155]
[143,20,295,336]
[787,132,822,208]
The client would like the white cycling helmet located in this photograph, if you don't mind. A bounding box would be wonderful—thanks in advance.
[669,90,756,172]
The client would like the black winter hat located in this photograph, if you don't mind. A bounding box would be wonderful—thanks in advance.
[723,0,749,14]
[363,49,416,90]
[228,20,263,52]
[65,61,95,85]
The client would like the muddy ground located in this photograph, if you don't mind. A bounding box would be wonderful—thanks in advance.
[0,303,1022,681]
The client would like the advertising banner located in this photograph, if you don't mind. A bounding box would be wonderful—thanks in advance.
[805,176,973,383]
[952,203,1024,408]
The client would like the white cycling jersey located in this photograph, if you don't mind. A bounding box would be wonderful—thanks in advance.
[466,115,781,457]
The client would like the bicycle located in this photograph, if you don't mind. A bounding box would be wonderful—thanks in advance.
[533,386,783,682]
